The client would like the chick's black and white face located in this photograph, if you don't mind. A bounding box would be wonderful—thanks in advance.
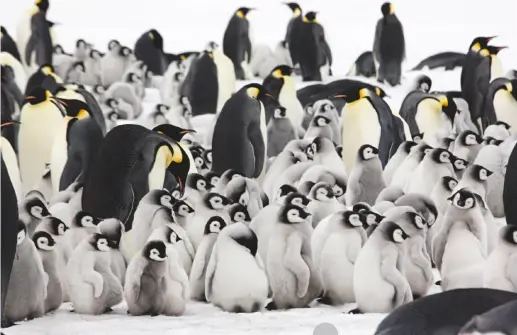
[452,191,475,209]
[196,178,207,191]
[209,196,225,209]
[81,215,95,227]
[348,213,363,227]
[160,194,173,209]
[195,157,204,169]
[454,158,467,171]
[287,208,305,223]
[169,231,180,244]
[322,102,333,112]
[274,108,286,119]
[479,167,489,181]
[149,248,167,262]
[367,213,378,225]
[210,176,219,185]
[289,196,305,208]
[36,235,54,251]
[17,229,26,246]
[439,151,451,164]
[315,186,331,201]
[239,190,250,206]
[465,133,479,146]
[30,205,44,219]
[58,223,67,235]
[412,213,426,229]
[392,228,406,243]
[234,211,247,222]
[361,145,378,160]
[332,184,344,197]
[316,116,329,127]
[208,219,224,233]
[178,204,189,216]
[158,104,169,113]
[96,238,110,252]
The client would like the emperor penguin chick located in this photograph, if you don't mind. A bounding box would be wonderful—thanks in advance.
[187,192,231,249]
[345,144,386,206]
[19,193,51,237]
[66,233,123,315]
[352,221,412,313]
[63,211,101,258]
[311,211,367,305]
[390,141,433,189]
[32,231,63,313]
[383,141,417,185]
[120,189,175,262]
[406,148,455,195]
[483,225,517,292]
[190,216,227,301]
[205,223,269,313]
[227,203,252,224]
[147,224,195,275]
[428,176,458,256]
[125,240,184,316]
[212,169,243,194]
[453,130,483,163]
[184,173,209,207]
[433,188,488,291]
[265,204,321,310]
[225,176,265,218]
[172,199,195,229]
[97,219,126,285]
[267,106,297,158]
[306,182,345,227]
[453,164,492,200]
[4,223,47,323]
[304,115,335,143]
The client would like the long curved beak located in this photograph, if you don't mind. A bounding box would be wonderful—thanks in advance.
[179,129,196,135]
[1,121,21,127]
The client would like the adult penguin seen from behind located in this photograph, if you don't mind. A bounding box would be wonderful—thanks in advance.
[298,11,332,81]
[24,2,53,69]
[373,2,405,86]
[212,83,270,178]
[134,29,168,76]
[223,7,253,80]
[284,2,303,67]
[82,124,191,231]
[1,26,21,62]
[461,36,495,103]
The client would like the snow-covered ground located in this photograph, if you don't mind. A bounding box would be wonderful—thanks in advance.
[2,0,517,334]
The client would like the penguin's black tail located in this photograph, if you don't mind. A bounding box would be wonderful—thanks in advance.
[380,60,402,87]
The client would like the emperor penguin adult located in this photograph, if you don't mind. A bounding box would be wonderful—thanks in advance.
[205,41,236,113]
[485,78,517,130]
[66,233,123,315]
[459,299,517,335]
[483,225,517,292]
[373,2,405,86]
[504,143,517,225]
[205,223,269,313]
[212,84,269,178]
[265,204,321,310]
[346,144,387,206]
[82,124,191,231]
[1,121,23,202]
[262,65,304,129]
[352,220,412,313]
[18,88,64,193]
[433,188,488,291]
[347,51,376,78]
[23,0,53,70]
[1,26,21,62]
[338,86,403,171]
[298,12,332,81]
[223,7,254,80]
[311,211,367,305]
[284,2,303,67]
[134,29,168,76]
[3,223,47,323]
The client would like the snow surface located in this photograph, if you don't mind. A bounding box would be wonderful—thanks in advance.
[2,0,517,334]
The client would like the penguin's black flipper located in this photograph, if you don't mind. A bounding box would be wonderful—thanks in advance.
[315,24,332,67]
[26,12,53,67]
[0,27,21,62]
[504,145,517,225]
[248,121,265,178]
[1,158,19,320]
[1,66,24,108]
[24,33,38,66]
[77,88,107,135]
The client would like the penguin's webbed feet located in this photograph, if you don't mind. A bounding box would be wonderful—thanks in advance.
[1,319,16,328]
[265,301,278,311]
[103,307,114,313]
[317,297,334,306]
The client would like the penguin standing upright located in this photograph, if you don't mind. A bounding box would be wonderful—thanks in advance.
[212,84,269,178]
[134,29,168,76]
[485,78,517,129]
[263,65,304,129]
[1,121,23,201]
[298,12,332,81]
[373,2,405,86]
[267,106,296,157]
[223,7,253,80]
[205,41,236,113]
[24,3,53,70]
[18,88,65,193]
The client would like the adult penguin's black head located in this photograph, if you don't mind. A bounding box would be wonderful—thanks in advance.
[486,45,508,56]
[417,75,432,92]
[58,98,92,119]
[284,2,302,14]
[36,0,50,12]
[303,11,318,23]
[381,2,394,17]
[236,7,254,18]
[333,87,382,104]
[1,26,7,36]
[24,87,52,105]
[439,94,458,124]
[469,36,496,52]
[153,124,196,142]
[243,83,272,104]
[148,29,164,51]
[272,65,294,78]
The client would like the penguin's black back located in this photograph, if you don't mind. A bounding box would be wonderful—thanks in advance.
[1,157,19,315]
[134,31,167,76]
[297,84,326,107]
[1,28,21,62]
[286,16,304,66]
[504,144,517,225]
[411,52,465,71]
[26,12,53,68]
[223,15,250,79]
[377,15,405,63]
[483,78,511,126]
[82,125,168,229]
[1,85,18,152]
[180,53,218,116]
[354,51,376,77]
[77,88,107,135]
[212,92,262,177]
[298,22,321,81]
[374,289,517,335]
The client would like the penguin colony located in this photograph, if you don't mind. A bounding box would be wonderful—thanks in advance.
[2,0,517,334]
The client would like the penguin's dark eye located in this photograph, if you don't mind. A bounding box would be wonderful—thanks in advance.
[332,185,344,196]
[449,180,458,190]
[465,198,474,208]
[306,106,313,115]
[169,233,178,243]
[17,230,26,245]
[197,180,206,189]
[210,222,221,232]
[479,169,488,180]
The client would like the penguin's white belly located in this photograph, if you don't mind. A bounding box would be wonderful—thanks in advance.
[390,157,420,189]
[257,103,268,182]
[0,137,22,201]
[341,100,381,172]
[415,99,444,140]
[494,90,517,133]
[16,12,32,67]
[483,249,515,291]
[490,57,503,82]
[442,223,486,276]
[50,121,69,193]
[279,83,304,128]
[210,247,268,310]
[320,233,360,303]
[353,247,395,313]
[19,108,64,192]
[214,51,235,113]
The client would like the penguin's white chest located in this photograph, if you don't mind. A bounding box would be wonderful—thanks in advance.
[490,56,503,82]
[279,77,303,127]
[18,104,64,192]
[442,222,486,275]
[341,99,381,171]
[0,136,22,201]
[50,120,71,193]
[213,51,236,113]
[257,102,268,181]
[494,90,517,133]
[415,99,444,136]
